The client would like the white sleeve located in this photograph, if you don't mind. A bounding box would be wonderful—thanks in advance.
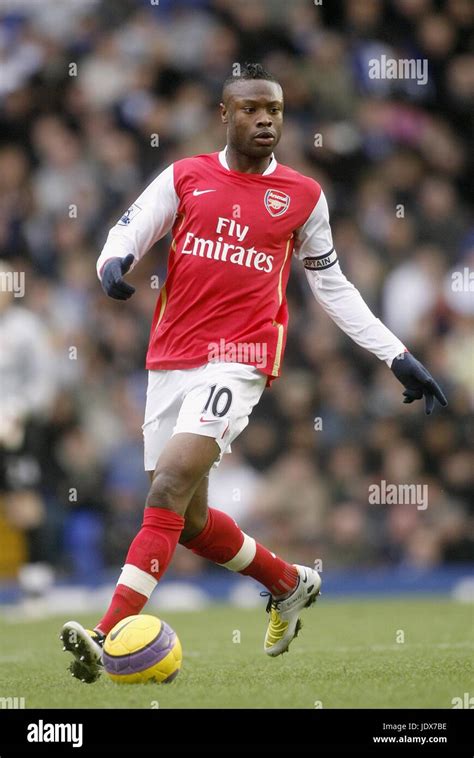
[96,163,179,279]
[295,191,406,366]
[293,190,334,262]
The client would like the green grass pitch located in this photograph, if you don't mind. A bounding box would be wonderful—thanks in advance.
[1,598,472,708]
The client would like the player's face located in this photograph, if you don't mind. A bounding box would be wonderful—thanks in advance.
[220,80,284,158]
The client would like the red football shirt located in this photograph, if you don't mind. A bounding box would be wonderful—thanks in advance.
[146,151,320,386]
[97,149,405,382]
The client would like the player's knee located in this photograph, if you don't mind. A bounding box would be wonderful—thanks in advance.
[146,467,196,511]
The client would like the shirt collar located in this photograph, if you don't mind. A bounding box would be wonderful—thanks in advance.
[219,147,277,176]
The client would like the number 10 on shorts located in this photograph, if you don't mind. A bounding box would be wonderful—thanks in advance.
[202,384,233,418]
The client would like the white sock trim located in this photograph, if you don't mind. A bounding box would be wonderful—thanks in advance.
[117,564,158,599]
[218,533,256,572]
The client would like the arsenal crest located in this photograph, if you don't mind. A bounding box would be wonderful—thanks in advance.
[264,189,290,217]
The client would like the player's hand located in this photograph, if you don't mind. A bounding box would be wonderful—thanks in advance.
[100,254,136,300]
[391,351,447,415]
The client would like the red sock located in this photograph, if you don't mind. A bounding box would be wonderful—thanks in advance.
[96,507,184,635]
[182,508,298,597]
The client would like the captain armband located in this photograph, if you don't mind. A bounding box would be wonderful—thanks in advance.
[303,248,338,271]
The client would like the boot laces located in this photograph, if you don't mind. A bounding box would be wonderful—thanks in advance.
[260,591,282,614]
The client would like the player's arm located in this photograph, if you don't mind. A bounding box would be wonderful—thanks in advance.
[294,191,447,415]
[96,164,178,300]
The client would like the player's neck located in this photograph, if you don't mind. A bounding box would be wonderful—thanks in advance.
[225,146,272,175]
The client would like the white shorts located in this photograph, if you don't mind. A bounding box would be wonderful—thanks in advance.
[142,362,267,472]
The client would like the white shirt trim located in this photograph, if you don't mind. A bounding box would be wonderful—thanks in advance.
[218,147,277,175]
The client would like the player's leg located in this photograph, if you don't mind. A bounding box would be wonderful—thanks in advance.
[60,366,221,681]
[175,363,321,656]
[181,501,321,656]
[180,473,316,607]
[61,431,219,682]
[146,468,210,543]
[178,474,210,544]
[180,473,313,612]
[95,432,219,635]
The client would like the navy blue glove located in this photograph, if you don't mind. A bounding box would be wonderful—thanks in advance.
[100,254,136,300]
[391,351,448,415]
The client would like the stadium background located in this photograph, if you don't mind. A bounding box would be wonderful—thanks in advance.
[0,0,472,612]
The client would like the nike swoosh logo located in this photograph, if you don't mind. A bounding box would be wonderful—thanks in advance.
[200,416,215,423]
[110,618,136,641]
[193,189,216,196]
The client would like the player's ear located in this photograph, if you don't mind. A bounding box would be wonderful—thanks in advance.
[220,102,228,124]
